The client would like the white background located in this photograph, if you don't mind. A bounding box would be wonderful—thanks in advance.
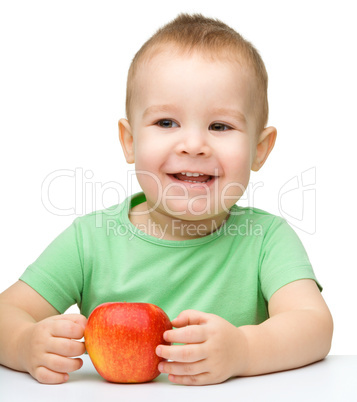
[0,0,356,354]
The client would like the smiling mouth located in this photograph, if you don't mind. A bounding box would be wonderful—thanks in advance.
[171,172,214,184]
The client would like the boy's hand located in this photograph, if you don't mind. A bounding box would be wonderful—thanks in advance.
[19,314,87,384]
[156,310,247,385]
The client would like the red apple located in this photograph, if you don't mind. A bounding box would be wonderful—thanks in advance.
[84,302,172,383]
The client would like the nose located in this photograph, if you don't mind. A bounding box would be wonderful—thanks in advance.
[175,128,212,157]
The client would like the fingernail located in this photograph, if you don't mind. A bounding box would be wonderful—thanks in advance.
[156,346,162,356]
[158,362,164,372]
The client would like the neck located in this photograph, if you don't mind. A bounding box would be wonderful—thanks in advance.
[129,201,230,241]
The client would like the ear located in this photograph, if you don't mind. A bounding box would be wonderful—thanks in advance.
[118,118,135,164]
[251,126,277,172]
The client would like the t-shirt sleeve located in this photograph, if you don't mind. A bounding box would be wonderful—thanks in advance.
[259,217,322,302]
[19,218,84,314]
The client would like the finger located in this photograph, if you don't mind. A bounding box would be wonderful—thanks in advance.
[168,372,214,386]
[159,360,207,377]
[172,310,210,328]
[53,314,88,328]
[34,366,70,384]
[48,337,86,357]
[43,353,83,374]
[164,325,206,344]
[50,319,86,340]
[156,344,206,363]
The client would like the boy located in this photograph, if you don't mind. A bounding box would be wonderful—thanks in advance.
[0,14,333,386]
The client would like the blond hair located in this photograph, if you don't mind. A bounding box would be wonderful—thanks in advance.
[125,13,269,133]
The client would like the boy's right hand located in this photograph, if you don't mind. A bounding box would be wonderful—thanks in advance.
[19,314,87,384]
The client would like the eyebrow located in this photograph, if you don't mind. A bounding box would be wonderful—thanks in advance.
[143,104,179,119]
[142,104,247,126]
[210,107,247,126]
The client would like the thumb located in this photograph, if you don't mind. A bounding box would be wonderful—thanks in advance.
[171,309,209,328]
[56,313,88,330]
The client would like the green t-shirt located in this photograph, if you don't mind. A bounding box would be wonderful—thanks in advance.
[20,192,321,325]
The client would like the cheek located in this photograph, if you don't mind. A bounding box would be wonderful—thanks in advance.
[134,141,164,196]
[134,136,157,171]
[219,140,252,206]
[223,139,252,179]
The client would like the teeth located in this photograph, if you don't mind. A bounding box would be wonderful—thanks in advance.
[185,180,210,183]
[181,172,204,177]
[175,172,212,184]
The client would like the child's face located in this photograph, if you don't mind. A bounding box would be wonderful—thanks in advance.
[120,50,274,223]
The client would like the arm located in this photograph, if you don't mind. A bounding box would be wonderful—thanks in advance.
[237,279,333,375]
[0,281,87,384]
[156,279,333,385]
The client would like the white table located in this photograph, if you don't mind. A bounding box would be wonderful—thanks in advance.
[1,355,356,402]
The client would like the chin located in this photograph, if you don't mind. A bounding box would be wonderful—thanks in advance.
[161,199,213,219]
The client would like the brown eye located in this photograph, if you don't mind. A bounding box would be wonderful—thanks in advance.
[209,123,231,131]
[157,119,178,128]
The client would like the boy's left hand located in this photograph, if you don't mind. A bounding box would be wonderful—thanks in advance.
[156,309,247,385]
